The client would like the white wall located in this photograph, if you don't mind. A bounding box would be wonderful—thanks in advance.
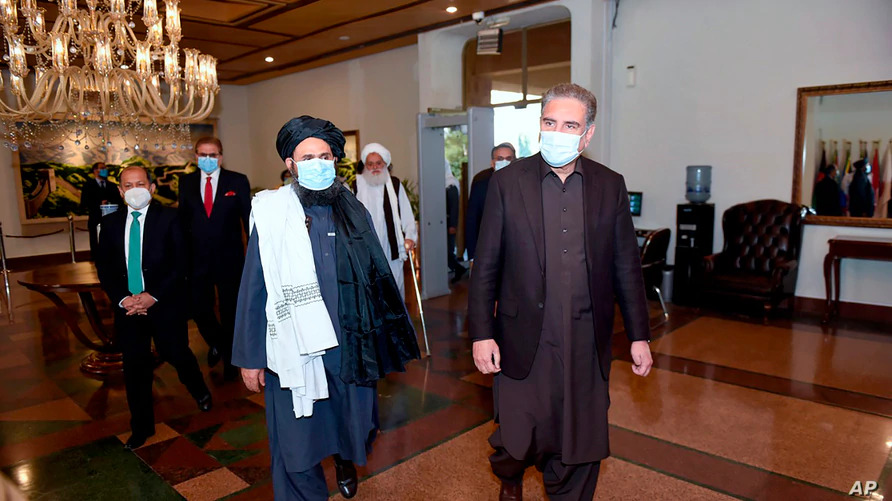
[239,45,420,188]
[609,0,892,305]
[215,84,253,183]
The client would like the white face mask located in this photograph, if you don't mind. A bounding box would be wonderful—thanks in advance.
[539,129,586,167]
[494,159,511,171]
[124,187,152,209]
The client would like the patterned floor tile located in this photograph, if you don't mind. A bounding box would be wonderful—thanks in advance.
[173,467,249,501]
[117,422,181,449]
[0,351,29,370]
[0,421,87,447]
[376,379,454,432]
[1,436,181,500]
[0,398,91,422]
[135,435,221,485]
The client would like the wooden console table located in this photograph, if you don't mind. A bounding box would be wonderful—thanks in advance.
[822,236,892,323]
[19,262,122,376]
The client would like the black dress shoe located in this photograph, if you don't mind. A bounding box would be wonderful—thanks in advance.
[333,457,358,499]
[207,346,221,368]
[123,432,152,450]
[499,480,522,501]
[197,393,213,412]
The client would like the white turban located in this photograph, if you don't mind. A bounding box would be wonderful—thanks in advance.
[361,143,392,167]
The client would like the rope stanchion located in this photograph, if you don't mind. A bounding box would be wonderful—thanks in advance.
[68,215,77,263]
[4,229,64,238]
[0,222,11,322]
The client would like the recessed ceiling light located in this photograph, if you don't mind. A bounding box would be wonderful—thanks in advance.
[445,6,457,13]
[339,35,350,41]
[264,56,274,63]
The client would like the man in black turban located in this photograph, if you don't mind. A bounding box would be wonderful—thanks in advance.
[233,116,420,500]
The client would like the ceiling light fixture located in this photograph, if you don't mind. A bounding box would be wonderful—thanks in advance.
[0,0,220,152]
[445,6,457,14]
[265,56,275,62]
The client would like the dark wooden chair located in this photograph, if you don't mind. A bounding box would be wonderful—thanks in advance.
[636,228,671,322]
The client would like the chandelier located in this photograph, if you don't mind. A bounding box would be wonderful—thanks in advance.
[0,0,219,151]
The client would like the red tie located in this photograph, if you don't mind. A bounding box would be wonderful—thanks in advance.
[204,176,213,217]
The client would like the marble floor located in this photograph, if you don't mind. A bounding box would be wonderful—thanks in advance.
[0,269,889,500]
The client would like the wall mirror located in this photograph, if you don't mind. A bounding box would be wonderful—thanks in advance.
[792,80,892,228]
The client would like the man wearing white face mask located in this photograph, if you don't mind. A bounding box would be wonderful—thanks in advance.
[96,166,212,451]
[353,142,417,299]
[178,137,251,380]
[469,83,653,500]
[466,142,516,262]
[233,116,419,500]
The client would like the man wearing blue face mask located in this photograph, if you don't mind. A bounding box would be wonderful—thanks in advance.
[80,161,123,260]
[178,137,251,380]
[466,142,516,263]
[233,116,419,501]
[469,83,653,500]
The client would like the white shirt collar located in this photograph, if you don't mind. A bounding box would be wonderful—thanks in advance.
[127,205,149,218]
[204,168,221,182]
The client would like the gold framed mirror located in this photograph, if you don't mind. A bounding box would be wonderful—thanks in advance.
[792,80,892,228]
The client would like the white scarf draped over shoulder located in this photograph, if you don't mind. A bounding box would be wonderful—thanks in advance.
[249,186,338,418]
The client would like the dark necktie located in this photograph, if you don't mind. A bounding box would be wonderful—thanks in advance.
[204,176,213,217]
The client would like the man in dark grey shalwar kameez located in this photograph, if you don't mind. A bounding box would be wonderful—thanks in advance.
[233,116,419,500]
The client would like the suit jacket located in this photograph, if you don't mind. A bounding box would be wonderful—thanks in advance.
[468,154,650,380]
[80,178,123,227]
[95,203,187,320]
[464,168,494,260]
[177,169,251,277]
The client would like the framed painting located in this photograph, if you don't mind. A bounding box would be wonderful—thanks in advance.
[14,120,217,225]
[338,130,360,187]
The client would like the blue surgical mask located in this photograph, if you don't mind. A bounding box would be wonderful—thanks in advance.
[295,158,336,190]
[493,160,511,171]
[198,156,219,174]
[539,130,586,167]
[98,168,109,178]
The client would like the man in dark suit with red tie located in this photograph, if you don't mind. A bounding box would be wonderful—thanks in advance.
[469,83,654,500]
[178,137,251,380]
[96,166,212,450]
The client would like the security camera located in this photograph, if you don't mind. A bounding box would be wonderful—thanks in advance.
[472,11,485,24]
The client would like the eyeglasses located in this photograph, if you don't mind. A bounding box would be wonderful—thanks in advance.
[197,153,220,159]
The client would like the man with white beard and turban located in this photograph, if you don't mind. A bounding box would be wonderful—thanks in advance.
[354,143,417,299]
[233,116,420,500]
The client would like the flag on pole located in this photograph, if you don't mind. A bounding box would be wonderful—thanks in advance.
[871,143,880,203]
[875,142,892,219]
[840,145,852,212]
[812,144,827,207]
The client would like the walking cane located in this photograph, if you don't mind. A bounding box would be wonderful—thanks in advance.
[407,250,431,357]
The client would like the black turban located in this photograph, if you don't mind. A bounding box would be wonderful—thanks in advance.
[276,115,346,161]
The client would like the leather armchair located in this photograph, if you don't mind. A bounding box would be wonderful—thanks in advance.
[700,199,803,316]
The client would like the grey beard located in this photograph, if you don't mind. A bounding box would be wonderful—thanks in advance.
[361,170,389,187]
[293,180,342,207]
